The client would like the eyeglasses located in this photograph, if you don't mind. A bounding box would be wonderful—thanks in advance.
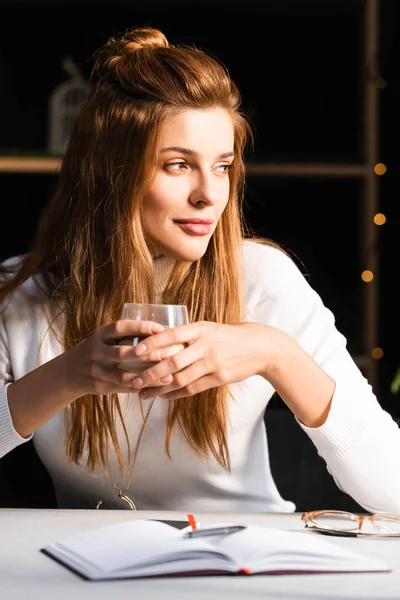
[301,510,400,538]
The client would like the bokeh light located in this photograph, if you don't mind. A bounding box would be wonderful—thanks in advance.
[361,270,374,283]
[373,213,386,225]
[374,163,387,175]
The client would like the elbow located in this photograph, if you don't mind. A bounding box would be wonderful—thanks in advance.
[350,485,400,516]
[362,498,400,516]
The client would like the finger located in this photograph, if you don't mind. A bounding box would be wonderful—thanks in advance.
[92,364,147,394]
[140,374,216,401]
[139,361,209,400]
[134,322,205,356]
[100,320,165,344]
[160,374,218,401]
[104,343,166,365]
[136,343,200,388]
[131,373,173,391]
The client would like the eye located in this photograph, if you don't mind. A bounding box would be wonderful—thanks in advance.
[215,163,234,175]
[164,161,188,173]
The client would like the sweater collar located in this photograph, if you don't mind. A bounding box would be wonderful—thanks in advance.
[153,255,175,302]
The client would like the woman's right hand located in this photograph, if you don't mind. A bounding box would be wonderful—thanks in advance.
[65,320,172,396]
[7,319,173,441]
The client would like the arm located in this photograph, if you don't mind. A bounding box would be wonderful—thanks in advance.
[0,303,166,458]
[250,245,400,514]
[6,352,81,439]
[0,309,33,457]
[258,327,335,428]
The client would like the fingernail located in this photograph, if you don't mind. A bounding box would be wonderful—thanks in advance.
[160,394,169,399]
[135,344,147,356]
[151,324,164,333]
[140,390,149,399]
[160,375,172,384]
[132,377,143,389]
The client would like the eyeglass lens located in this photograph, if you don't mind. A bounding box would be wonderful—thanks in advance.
[312,513,400,535]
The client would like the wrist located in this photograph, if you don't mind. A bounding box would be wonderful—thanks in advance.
[257,326,292,381]
[62,343,89,399]
[259,328,335,428]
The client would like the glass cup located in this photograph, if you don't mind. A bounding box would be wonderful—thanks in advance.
[117,303,189,372]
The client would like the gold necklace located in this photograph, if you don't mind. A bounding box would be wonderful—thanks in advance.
[96,397,156,510]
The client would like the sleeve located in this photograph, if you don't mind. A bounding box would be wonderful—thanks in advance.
[249,244,400,514]
[0,313,33,459]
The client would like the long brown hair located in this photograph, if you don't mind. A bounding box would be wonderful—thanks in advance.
[0,27,271,475]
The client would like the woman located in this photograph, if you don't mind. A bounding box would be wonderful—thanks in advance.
[1,26,399,513]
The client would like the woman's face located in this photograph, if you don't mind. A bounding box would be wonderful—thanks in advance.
[142,108,235,261]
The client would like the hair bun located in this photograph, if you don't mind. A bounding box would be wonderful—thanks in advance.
[91,27,170,82]
[120,27,169,53]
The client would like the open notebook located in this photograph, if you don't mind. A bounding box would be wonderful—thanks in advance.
[41,519,390,580]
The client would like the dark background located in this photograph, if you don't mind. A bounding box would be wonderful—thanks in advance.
[0,0,399,511]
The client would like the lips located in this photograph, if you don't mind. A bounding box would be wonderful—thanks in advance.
[174,219,214,225]
[174,220,213,236]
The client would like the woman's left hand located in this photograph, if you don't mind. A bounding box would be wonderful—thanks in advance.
[131,321,275,400]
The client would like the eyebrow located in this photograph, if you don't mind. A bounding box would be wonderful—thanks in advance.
[160,146,235,160]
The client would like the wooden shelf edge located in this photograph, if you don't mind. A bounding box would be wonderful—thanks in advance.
[0,157,62,173]
[247,163,369,177]
[0,156,369,177]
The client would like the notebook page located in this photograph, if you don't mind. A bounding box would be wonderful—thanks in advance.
[54,520,181,572]
[52,519,234,574]
[216,526,389,572]
[45,543,237,581]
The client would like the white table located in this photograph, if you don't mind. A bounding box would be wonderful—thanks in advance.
[1,509,400,599]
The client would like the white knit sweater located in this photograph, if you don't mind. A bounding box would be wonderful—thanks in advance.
[1,241,400,513]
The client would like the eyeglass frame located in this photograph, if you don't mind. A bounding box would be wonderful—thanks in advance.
[301,509,400,538]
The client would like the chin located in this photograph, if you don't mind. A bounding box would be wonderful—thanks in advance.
[161,242,210,262]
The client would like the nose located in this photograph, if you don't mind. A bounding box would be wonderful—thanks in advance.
[189,170,218,207]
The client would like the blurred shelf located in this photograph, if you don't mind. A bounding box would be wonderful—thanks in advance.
[0,156,62,173]
[247,163,368,178]
[0,156,369,177]
[1,0,356,9]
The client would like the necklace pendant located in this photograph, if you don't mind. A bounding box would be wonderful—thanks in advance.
[95,492,136,511]
[118,489,136,510]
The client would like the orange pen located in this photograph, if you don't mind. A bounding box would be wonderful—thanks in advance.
[186,513,197,531]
